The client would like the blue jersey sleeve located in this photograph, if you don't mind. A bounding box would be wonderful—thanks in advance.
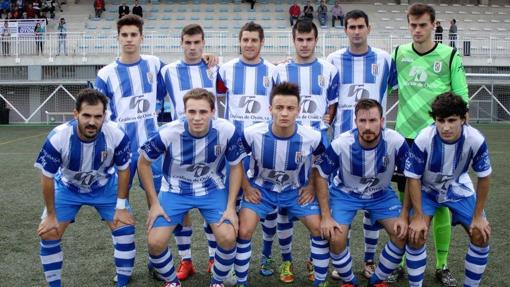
[312,134,327,157]
[327,71,340,104]
[472,141,492,177]
[114,134,131,170]
[395,140,409,174]
[226,129,248,165]
[34,138,62,177]
[404,143,426,179]
[240,132,252,154]
[139,133,167,161]
[314,144,339,179]
[388,58,398,90]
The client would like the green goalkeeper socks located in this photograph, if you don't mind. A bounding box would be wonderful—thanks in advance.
[432,207,452,269]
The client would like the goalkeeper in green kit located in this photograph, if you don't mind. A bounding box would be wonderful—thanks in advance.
[390,3,469,286]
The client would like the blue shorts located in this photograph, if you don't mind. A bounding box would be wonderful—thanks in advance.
[130,150,162,193]
[330,190,401,226]
[153,189,228,227]
[419,192,482,227]
[47,177,129,223]
[240,184,320,220]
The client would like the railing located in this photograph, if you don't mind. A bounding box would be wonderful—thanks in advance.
[1,31,510,59]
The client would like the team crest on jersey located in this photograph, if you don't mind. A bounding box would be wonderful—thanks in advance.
[433,61,442,73]
[371,64,379,76]
[207,68,215,80]
[382,155,389,167]
[147,72,154,84]
[101,151,108,162]
[295,151,303,164]
[214,145,222,156]
[318,75,326,88]
[263,76,270,88]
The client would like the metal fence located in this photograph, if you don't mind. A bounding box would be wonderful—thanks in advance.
[1,31,510,59]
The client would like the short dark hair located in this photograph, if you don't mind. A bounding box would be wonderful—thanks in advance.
[429,93,468,120]
[451,19,456,24]
[117,14,144,35]
[75,88,108,113]
[239,21,264,41]
[407,3,436,23]
[292,19,318,39]
[344,9,369,27]
[270,82,300,105]
[355,99,383,118]
[183,88,215,111]
[181,24,204,41]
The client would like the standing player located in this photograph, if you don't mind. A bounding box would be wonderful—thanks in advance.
[217,21,278,281]
[160,23,223,280]
[326,9,398,280]
[35,89,135,287]
[271,19,338,283]
[316,99,409,287]
[138,88,246,287]
[392,3,469,285]
[95,14,165,194]
[234,82,330,287]
[405,93,491,287]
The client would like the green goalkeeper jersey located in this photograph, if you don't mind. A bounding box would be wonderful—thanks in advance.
[392,43,468,139]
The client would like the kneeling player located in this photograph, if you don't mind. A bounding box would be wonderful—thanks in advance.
[138,88,245,287]
[405,93,492,287]
[234,82,330,287]
[36,89,135,287]
[316,99,409,287]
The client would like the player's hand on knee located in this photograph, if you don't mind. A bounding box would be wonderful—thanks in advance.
[37,214,60,238]
[244,185,261,204]
[469,216,491,245]
[298,184,315,205]
[146,203,170,231]
[393,215,409,240]
[114,209,135,227]
[408,214,428,245]
[218,207,239,235]
[320,216,341,240]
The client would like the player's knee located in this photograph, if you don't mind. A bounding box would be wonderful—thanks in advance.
[39,229,61,241]
[470,227,490,246]
[147,234,168,255]
[216,230,236,249]
[329,230,347,254]
[238,222,254,240]
[406,235,425,249]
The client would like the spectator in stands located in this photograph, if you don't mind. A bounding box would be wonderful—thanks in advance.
[289,1,300,26]
[57,17,67,55]
[0,0,10,19]
[449,18,457,48]
[12,6,21,19]
[93,0,104,18]
[303,1,314,21]
[118,2,129,18]
[331,1,344,27]
[132,0,142,18]
[246,0,255,9]
[25,3,35,18]
[32,0,41,17]
[1,20,9,55]
[435,21,443,43]
[34,21,44,55]
[41,0,55,19]
[317,0,327,27]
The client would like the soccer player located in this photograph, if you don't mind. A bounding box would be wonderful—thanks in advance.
[315,99,408,287]
[234,82,330,287]
[392,3,469,285]
[95,14,165,194]
[271,19,338,283]
[326,9,398,280]
[405,93,491,287]
[217,21,278,281]
[160,23,223,280]
[138,88,246,287]
[35,89,135,287]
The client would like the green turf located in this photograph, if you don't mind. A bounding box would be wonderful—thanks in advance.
[0,124,509,286]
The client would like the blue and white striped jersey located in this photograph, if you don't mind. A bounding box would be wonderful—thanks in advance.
[140,118,246,196]
[242,122,326,193]
[273,58,339,130]
[404,125,492,203]
[34,120,131,193]
[95,55,166,152]
[315,128,408,199]
[218,58,276,131]
[326,47,397,137]
[161,60,220,120]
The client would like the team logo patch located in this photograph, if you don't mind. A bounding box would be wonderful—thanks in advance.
[295,151,303,164]
[318,75,326,88]
[101,151,108,162]
[371,63,378,76]
[263,76,270,88]
[207,68,215,80]
[214,144,222,156]
[433,61,442,73]
[147,72,154,84]
[382,155,389,168]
